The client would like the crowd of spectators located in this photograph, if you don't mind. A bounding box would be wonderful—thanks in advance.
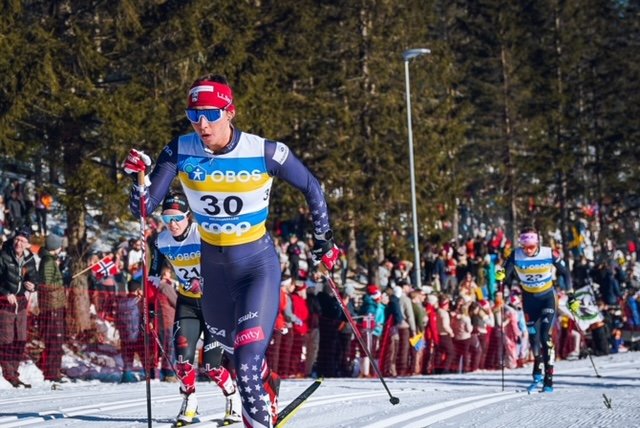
[1,175,640,389]
[265,216,640,380]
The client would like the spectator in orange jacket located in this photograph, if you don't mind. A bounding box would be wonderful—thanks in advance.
[34,190,53,237]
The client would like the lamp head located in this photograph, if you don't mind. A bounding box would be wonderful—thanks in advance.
[403,48,431,61]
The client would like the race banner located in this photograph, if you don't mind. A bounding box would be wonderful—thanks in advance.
[571,284,604,331]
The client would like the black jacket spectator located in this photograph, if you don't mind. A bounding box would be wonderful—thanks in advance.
[594,263,622,306]
[385,293,404,326]
[0,238,38,297]
[0,232,38,387]
[6,191,26,231]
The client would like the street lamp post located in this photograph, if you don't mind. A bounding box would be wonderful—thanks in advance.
[403,48,430,290]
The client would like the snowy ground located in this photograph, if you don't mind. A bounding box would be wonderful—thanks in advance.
[0,352,638,428]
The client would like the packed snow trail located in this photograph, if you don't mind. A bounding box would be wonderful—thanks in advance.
[0,352,638,427]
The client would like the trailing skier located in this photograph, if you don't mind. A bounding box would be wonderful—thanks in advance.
[148,193,241,426]
[497,226,576,393]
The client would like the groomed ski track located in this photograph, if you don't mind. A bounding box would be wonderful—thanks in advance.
[0,352,638,427]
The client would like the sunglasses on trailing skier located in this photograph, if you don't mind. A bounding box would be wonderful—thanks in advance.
[185,108,225,124]
[522,244,537,252]
[161,213,189,224]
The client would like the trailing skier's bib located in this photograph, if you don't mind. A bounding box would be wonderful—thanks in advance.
[513,247,554,294]
[176,133,273,246]
[156,223,202,298]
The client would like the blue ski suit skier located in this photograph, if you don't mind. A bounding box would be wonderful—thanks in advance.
[497,226,574,393]
[124,74,339,428]
[147,193,241,426]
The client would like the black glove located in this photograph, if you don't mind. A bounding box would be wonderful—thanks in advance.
[311,231,339,270]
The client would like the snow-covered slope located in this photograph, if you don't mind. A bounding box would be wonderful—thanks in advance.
[0,352,638,427]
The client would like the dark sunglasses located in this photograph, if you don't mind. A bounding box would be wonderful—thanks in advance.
[162,213,188,224]
[185,108,225,124]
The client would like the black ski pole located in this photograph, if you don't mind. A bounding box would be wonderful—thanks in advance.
[138,171,153,427]
[322,272,400,405]
[148,322,178,377]
[146,322,185,385]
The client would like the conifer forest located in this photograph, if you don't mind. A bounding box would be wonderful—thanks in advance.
[1,1,639,269]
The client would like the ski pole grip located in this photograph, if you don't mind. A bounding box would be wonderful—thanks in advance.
[137,171,145,187]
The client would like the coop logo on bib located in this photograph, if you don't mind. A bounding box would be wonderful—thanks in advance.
[201,221,251,236]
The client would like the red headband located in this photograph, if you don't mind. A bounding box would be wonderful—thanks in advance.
[187,81,235,113]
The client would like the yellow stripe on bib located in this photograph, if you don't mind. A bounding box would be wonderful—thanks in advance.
[167,258,200,268]
[514,266,551,276]
[521,281,553,294]
[178,288,202,299]
[199,223,266,246]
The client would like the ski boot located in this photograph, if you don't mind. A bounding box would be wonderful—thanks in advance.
[173,391,198,427]
[527,374,543,394]
[541,370,554,393]
[223,387,242,425]
[264,370,281,425]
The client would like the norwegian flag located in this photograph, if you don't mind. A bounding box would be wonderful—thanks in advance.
[91,256,119,280]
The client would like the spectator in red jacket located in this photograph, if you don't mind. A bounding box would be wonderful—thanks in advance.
[266,275,291,374]
[290,283,310,377]
[278,278,301,377]
[422,294,440,374]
